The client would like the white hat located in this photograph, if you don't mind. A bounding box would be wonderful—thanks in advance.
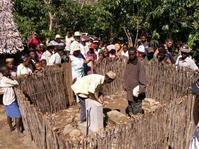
[180,45,191,53]
[74,31,81,37]
[107,44,116,51]
[106,71,116,80]
[70,41,80,54]
[5,58,14,63]
[55,34,62,39]
[137,45,145,53]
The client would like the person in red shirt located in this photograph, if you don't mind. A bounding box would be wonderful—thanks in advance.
[27,32,41,48]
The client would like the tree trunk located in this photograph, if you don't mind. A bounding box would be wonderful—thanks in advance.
[43,0,54,44]
[123,27,133,47]
[134,20,139,48]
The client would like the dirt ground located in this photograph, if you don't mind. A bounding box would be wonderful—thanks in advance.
[0,105,37,149]
[0,96,160,148]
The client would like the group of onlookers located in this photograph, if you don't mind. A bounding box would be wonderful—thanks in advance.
[0,31,198,138]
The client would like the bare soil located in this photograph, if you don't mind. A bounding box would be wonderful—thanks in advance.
[0,105,37,149]
[0,96,161,148]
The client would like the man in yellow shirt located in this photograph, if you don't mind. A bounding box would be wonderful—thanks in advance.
[71,71,116,122]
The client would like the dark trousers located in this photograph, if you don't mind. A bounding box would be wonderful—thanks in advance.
[78,96,87,122]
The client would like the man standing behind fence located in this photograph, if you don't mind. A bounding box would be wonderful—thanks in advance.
[123,47,147,116]
[71,71,116,122]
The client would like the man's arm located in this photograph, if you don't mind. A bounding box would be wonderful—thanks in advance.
[88,92,104,104]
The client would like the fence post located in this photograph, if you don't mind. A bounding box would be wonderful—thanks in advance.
[63,63,74,105]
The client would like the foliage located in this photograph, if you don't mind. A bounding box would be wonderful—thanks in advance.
[13,0,198,48]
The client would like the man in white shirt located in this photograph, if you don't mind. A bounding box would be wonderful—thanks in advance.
[71,71,116,122]
[175,45,198,71]
[48,48,62,65]
[17,56,32,76]
[41,43,54,65]
[49,34,65,48]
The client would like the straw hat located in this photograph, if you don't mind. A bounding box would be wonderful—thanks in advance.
[74,31,81,37]
[180,45,191,53]
[70,41,80,54]
[5,58,14,63]
[137,45,145,53]
[55,34,62,39]
[106,71,116,80]
[107,44,116,51]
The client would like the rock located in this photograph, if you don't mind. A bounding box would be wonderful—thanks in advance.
[65,116,74,124]
[107,110,129,124]
[69,129,81,137]
[74,113,80,121]
[63,124,74,135]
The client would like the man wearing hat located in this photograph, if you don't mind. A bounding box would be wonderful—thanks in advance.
[137,45,146,60]
[74,31,81,43]
[41,43,54,65]
[71,31,85,56]
[123,47,147,116]
[49,34,65,49]
[71,71,116,122]
[175,45,198,71]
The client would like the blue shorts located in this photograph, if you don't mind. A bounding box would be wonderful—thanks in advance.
[5,101,21,118]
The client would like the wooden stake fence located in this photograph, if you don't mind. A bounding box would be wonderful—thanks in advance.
[16,60,199,149]
[17,63,74,114]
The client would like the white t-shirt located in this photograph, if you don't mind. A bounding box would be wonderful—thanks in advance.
[176,56,198,71]
[70,55,85,81]
[65,36,74,51]
[80,43,89,57]
[0,76,19,105]
[71,74,105,98]
[17,64,32,76]
[48,52,61,65]
[41,50,52,64]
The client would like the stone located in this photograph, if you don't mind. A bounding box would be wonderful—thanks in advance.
[69,129,81,137]
[63,124,74,135]
[65,116,74,124]
[107,110,129,124]
[85,99,104,133]
[78,122,94,135]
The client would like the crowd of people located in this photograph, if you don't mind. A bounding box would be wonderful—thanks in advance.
[4,31,197,80]
[0,31,198,139]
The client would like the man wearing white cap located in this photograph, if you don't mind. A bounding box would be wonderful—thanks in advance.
[71,71,116,122]
[123,47,147,116]
[137,45,146,60]
[175,45,198,71]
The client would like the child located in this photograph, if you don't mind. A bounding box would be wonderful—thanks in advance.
[0,67,22,133]
[34,62,43,74]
